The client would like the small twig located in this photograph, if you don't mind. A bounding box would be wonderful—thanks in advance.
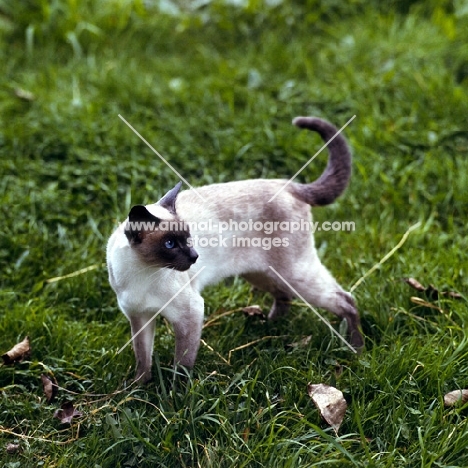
[45,263,106,284]
[409,297,458,327]
[200,339,230,365]
[410,296,444,313]
[227,336,286,364]
[87,403,114,415]
[391,307,427,323]
[392,306,458,331]
[203,308,243,329]
[350,221,421,293]
[0,426,79,445]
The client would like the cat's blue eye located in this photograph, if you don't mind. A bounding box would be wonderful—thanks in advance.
[165,239,175,249]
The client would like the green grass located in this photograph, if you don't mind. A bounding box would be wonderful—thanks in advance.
[1,0,468,466]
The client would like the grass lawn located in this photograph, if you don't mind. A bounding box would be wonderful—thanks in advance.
[1,0,467,466]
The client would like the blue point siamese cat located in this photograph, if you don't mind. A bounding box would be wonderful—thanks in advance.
[107,117,364,384]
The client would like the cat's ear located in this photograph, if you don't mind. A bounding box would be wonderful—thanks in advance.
[158,181,182,214]
[125,205,160,244]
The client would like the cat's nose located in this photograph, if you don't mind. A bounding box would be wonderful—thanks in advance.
[189,248,199,263]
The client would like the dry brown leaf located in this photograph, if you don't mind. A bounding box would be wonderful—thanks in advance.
[444,389,468,407]
[288,335,312,348]
[53,401,83,424]
[426,284,463,300]
[242,305,265,319]
[307,383,347,434]
[446,290,463,300]
[404,277,426,292]
[6,443,20,454]
[2,336,31,365]
[404,278,462,300]
[41,374,58,403]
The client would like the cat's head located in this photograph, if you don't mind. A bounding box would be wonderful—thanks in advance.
[124,181,198,271]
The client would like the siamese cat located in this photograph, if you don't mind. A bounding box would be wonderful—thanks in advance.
[107,116,364,384]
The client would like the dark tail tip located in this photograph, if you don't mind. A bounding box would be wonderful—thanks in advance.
[292,116,339,140]
[291,116,352,206]
[292,116,314,128]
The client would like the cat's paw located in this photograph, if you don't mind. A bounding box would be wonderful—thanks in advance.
[134,370,152,386]
[349,329,365,354]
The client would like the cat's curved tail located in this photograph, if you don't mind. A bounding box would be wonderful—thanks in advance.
[291,117,352,206]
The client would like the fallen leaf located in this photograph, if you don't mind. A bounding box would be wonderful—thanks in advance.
[308,383,347,434]
[404,277,426,292]
[2,336,31,365]
[242,305,265,319]
[288,335,312,348]
[41,374,58,403]
[444,389,468,407]
[403,278,462,300]
[446,290,463,299]
[53,401,82,424]
[6,443,20,454]
[426,284,462,300]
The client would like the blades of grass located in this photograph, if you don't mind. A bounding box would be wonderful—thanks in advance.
[153,351,167,399]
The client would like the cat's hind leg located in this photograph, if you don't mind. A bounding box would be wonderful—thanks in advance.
[270,259,364,351]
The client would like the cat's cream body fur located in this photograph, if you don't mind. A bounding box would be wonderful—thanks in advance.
[107,117,363,383]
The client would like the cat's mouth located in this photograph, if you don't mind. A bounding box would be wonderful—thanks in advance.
[166,250,199,272]
[169,262,195,272]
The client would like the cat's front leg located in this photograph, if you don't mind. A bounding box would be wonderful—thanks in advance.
[129,314,156,384]
[168,295,204,370]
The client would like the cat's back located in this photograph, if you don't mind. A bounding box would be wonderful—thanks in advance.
[176,178,308,224]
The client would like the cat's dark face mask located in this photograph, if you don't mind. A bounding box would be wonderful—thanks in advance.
[124,182,198,271]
